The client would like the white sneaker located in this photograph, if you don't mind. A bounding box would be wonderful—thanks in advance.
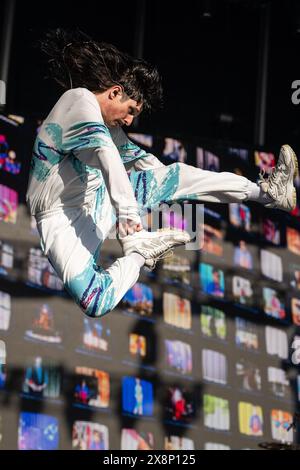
[258,144,299,212]
[120,228,191,270]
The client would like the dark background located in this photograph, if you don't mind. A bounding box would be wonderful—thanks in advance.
[4,0,300,147]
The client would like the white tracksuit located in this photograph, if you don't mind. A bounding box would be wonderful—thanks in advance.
[26,88,253,317]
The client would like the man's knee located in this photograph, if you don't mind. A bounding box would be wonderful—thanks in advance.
[82,302,113,318]
[65,268,116,318]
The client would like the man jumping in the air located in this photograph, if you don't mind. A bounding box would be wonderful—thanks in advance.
[26,29,298,319]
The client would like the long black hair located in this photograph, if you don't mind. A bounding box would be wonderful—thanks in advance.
[39,28,163,112]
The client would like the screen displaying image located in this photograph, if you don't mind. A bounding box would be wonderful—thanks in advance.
[229,203,251,231]
[18,412,59,450]
[164,435,194,450]
[0,134,21,175]
[291,335,300,365]
[290,267,300,291]
[263,218,281,245]
[236,359,261,392]
[202,349,227,385]
[254,151,275,173]
[126,324,155,367]
[27,248,64,291]
[200,305,227,340]
[204,442,231,450]
[200,223,223,256]
[0,184,18,224]
[0,339,6,366]
[268,367,290,399]
[121,429,154,450]
[82,317,111,353]
[203,394,230,431]
[232,276,253,305]
[0,363,6,390]
[265,326,288,359]
[235,318,259,351]
[263,287,286,320]
[287,227,300,256]
[74,367,110,409]
[291,297,300,325]
[0,291,11,330]
[233,240,253,269]
[271,410,293,443]
[121,283,153,317]
[161,254,191,286]
[0,241,13,276]
[127,133,153,148]
[129,333,147,358]
[25,303,63,345]
[122,376,153,417]
[22,357,61,399]
[165,386,195,424]
[238,402,263,436]
[163,137,187,163]
[164,339,193,375]
[0,415,2,446]
[0,114,24,126]
[228,147,249,162]
[260,250,283,282]
[2,150,21,175]
[200,263,225,298]
[72,421,109,450]
[197,147,220,172]
[163,292,192,330]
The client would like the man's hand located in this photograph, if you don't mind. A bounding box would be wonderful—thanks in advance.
[117,219,143,239]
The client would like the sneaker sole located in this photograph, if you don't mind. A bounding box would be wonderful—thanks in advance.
[282,144,298,211]
[144,230,191,269]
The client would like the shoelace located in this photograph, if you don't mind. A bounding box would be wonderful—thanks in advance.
[147,247,174,270]
[258,168,266,182]
[259,164,285,193]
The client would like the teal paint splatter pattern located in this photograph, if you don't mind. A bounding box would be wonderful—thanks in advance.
[117,141,149,164]
[30,124,66,182]
[65,255,115,318]
[130,162,181,213]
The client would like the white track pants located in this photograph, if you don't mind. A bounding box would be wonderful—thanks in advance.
[35,163,252,317]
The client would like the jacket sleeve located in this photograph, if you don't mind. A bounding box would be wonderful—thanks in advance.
[62,92,141,224]
[109,126,165,171]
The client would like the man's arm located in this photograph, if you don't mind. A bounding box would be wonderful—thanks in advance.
[109,126,165,171]
[70,131,142,225]
[62,91,142,227]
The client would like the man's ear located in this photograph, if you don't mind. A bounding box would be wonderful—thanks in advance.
[108,85,123,100]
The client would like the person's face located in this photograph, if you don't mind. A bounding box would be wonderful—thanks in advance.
[35,357,42,367]
[93,431,100,442]
[99,86,143,128]
[8,150,16,160]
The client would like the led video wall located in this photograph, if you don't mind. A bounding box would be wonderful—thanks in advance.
[0,115,299,450]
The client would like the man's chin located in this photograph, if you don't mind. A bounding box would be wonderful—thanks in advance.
[107,121,121,128]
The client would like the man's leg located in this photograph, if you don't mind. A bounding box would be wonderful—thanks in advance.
[130,145,298,212]
[130,162,254,209]
[36,183,191,317]
[36,203,141,318]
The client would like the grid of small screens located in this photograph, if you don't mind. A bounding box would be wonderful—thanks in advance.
[0,122,300,450]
